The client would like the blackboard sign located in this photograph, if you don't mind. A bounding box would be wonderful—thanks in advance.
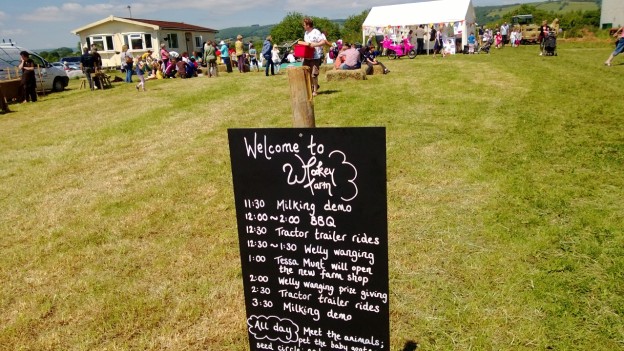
[228,127,388,351]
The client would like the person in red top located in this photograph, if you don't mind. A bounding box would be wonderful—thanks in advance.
[605,27,624,66]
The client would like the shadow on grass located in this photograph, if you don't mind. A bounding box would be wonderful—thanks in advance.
[318,89,340,95]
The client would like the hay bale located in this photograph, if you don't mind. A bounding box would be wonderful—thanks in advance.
[369,65,385,75]
[326,68,367,81]
[319,65,332,75]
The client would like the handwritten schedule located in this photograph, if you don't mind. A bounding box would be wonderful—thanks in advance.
[228,128,388,351]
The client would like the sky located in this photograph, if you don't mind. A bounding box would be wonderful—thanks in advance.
[0,0,543,50]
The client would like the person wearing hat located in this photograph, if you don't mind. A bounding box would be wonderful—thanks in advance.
[219,40,232,73]
[235,34,245,73]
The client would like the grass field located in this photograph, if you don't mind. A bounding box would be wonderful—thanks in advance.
[1,42,623,350]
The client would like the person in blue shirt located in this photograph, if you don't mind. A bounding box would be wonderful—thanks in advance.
[262,35,275,77]
[468,32,476,54]
[219,40,232,73]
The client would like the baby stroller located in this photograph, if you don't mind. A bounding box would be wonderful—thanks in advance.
[479,38,493,54]
[543,32,557,56]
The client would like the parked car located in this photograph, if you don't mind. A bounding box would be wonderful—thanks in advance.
[52,61,81,71]
[60,56,81,65]
[0,43,69,92]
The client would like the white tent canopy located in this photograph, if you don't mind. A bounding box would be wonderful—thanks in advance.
[362,0,476,51]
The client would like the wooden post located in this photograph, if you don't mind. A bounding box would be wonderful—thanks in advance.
[287,66,315,128]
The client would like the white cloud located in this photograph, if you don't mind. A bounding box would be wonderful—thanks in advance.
[0,28,26,37]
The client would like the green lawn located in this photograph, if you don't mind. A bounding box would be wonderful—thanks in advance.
[1,42,623,350]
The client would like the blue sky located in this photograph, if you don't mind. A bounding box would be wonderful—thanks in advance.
[0,0,542,50]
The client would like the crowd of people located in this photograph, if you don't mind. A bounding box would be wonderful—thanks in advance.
[68,16,621,99]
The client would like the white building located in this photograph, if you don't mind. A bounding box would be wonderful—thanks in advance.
[72,16,218,68]
[600,0,624,29]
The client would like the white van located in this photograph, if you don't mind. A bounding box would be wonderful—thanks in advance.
[0,43,69,92]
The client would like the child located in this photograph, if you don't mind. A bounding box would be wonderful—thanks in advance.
[249,46,259,71]
[272,44,281,74]
[468,32,476,54]
[495,31,503,49]
[135,61,146,91]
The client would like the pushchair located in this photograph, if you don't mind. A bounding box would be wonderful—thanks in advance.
[543,32,557,56]
[478,38,493,54]
[278,39,300,64]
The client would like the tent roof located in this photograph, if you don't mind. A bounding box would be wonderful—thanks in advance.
[363,0,473,27]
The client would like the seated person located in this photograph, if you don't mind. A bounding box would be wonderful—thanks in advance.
[165,58,177,78]
[286,50,296,63]
[362,46,389,74]
[337,43,361,70]
[176,59,187,78]
[333,46,347,70]
[186,58,197,77]
[141,49,154,64]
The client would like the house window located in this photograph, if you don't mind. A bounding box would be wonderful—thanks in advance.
[127,34,144,50]
[195,36,202,48]
[165,33,179,49]
[87,35,115,51]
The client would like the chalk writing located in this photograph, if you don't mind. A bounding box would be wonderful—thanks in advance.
[229,128,388,351]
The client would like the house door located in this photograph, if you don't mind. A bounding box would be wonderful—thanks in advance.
[185,32,192,54]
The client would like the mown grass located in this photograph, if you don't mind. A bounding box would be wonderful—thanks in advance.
[1,42,623,350]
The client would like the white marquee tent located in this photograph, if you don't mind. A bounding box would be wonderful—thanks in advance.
[362,0,477,52]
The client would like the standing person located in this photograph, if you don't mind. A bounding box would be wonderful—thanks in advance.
[495,31,503,49]
[272,44,281,74]
[160,43,170,69]
[204,40,217,77]
[91,44,102,71]
[18,51,37,103]
[538,20,551,56]
[135,60,146,91]
[478,26,484,46]
[248,44,259,71]
[120,44,133,83]
[219,40,232,73]
[235,34,245,73]
[467,32,476,54]
[500,21,509,47]
[433,27,446,58]
[415,25,426,55]
[80,46,95,90]
[302,17,330,97]
[262,35,274,76]
[605,27,624,66]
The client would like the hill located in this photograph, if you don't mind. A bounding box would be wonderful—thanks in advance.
[216,19,346,42]
[476,0,600,25]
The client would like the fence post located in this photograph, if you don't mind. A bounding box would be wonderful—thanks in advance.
[287,66,315,128]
